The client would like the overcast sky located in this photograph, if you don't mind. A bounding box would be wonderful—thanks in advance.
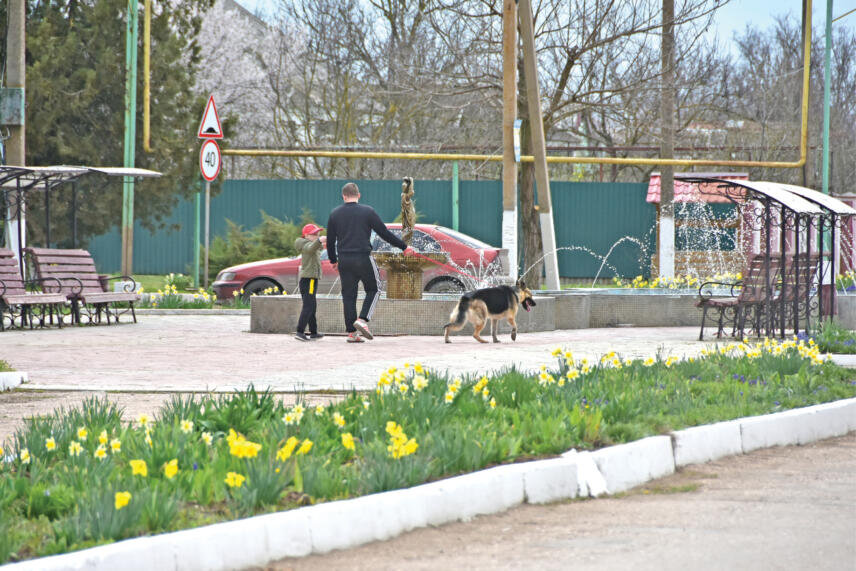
[233,0,856,42]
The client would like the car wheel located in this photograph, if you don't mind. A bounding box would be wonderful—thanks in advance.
[425,277,465,294]
[242,278,281,302]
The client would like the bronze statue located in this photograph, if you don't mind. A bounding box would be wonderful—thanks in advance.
[401,176,416,246]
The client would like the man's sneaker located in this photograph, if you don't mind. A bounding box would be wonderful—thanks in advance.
[309,333,325,340]
[347,332,365,343]
[353,318,373,340]
[294,332,310,341]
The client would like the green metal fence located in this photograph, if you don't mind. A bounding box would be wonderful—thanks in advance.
[88,179,653,278]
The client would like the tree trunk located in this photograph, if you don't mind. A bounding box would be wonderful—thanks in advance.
[517,53,543,288]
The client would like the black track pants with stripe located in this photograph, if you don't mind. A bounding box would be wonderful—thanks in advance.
[297,277,318,335]
[337,254,379,332]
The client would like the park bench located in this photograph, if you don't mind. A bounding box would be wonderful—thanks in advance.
[696,254,781,340]
[24,247,139,325]
[0,248,67,331]
[771,253,821,334]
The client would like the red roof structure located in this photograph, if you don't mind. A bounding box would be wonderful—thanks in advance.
[646,172,749,204]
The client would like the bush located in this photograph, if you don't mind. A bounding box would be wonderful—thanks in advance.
[206,210,315,281]
[164,273,194,291]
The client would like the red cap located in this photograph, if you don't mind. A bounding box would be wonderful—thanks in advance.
[302,223,324,237]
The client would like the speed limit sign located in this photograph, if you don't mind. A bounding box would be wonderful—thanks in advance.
[200,139,222,181]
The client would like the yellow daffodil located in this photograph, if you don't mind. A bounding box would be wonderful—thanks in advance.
[145,433,153,448]
[277,436,299,461]
[282,412,297,425]
[163,458,178,479]
[293,404,305,416]
[551,347,563,357]
[489,398,497,409]
[98,430,109,445]
[414,362,424,374]
[130,459,148,477]
[77,426,88,441]
[45,437,56,451]
[137,414,150,428]
[314,404,325,415]
[94,446,107,460]
[332,412,346,428]
[19,448,30,464]
[180,419,194,434]
[110,438,121,453]
[229,438,262,459]
[114,491,131,510]
[412,375,428,391]
[201,432,213,446]
[444,391,455,403]
[341,432,355,451]
[68,441,83,457]
[224,471,246,488]
[297,439,313,455]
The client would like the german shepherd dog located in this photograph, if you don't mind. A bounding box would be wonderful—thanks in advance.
[444,279,536,343]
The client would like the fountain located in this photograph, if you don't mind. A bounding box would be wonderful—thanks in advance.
[371,177,450,300]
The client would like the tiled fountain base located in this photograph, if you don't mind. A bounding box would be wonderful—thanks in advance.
[250,295,556,336]
[251,292,855,335]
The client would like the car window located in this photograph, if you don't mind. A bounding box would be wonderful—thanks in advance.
[410,230,442,252]
[436,227,495,249]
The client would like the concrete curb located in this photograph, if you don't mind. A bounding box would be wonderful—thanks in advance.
[0,371,27,391]
[4,397,855,570]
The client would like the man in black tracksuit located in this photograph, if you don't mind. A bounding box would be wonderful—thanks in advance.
[327,182,412,342]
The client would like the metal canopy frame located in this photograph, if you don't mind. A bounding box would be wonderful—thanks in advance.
[0,165,162,276]
[684,177,854,337]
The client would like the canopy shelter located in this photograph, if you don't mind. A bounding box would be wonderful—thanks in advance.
[683,177,855,337]
[0,166,161,276]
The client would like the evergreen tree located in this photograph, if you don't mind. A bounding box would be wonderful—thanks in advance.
[1,0,215,246]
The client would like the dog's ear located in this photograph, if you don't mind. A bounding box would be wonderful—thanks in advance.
[517,278,525,290]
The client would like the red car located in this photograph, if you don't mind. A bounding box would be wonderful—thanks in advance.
[212,224,507,301]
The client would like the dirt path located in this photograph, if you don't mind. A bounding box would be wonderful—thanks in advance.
[266,434,856,571]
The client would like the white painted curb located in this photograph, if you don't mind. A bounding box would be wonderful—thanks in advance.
[3,398,855,570]
[0,372,26,391]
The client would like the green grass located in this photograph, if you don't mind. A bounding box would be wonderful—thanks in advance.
[807,320,856,354]
[131,275,168,293]
[0,360,13,372]
[1,339,854,564]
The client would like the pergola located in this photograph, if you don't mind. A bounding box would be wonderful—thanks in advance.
[0,165,161,275]
[686,177,856,337]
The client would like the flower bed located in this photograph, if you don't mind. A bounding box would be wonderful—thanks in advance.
[1,338,855,564]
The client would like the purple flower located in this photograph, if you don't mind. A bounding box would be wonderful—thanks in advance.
[192,462,198,471]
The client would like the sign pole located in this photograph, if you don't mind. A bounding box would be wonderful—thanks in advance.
[193,188,200,289]
[204,180,210,289]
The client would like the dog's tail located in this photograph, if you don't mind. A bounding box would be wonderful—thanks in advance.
[444,293,472,329]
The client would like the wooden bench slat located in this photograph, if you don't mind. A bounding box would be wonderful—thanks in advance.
[25,247,92,257]
[4,293,67,305]
[80,292,140,303]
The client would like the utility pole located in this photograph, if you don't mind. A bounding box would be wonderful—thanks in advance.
[822,0,833,195]
[3,0,26,266]
[122,0,139,276]
[659,0,676,278]
[502,0,519,280]
[518,0,560,290]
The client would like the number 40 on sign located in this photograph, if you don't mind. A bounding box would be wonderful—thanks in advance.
[200,139,221,182]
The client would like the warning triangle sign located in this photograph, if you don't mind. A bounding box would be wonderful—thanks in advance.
[197,95,223,139]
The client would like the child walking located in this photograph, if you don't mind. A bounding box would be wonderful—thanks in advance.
[294,223,326,341]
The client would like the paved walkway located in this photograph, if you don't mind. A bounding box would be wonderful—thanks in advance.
[2,316,710,393]
[270,433,856,571]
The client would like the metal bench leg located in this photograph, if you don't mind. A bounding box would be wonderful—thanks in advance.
[130,303,137,323]
[699,305,709,341]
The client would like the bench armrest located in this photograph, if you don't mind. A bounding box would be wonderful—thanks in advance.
[698,280,743,301]
[57,276,84,296]
[101,275,138,293]
[0,279,6,297]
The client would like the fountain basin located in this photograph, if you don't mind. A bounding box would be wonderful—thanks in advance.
[249,290,856,334]
[250,293,556,335]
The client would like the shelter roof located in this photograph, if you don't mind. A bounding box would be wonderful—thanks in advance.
[646,172,749,204]
[0,165,161,190]
[776,183,856,216]
[679,177,825,216]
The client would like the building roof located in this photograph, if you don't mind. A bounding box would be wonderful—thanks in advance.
[646,172,749,204]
